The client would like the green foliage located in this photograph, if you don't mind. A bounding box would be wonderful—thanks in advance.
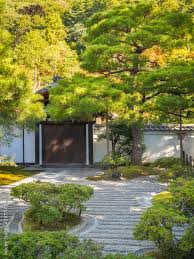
[0,229,154,258]
[0,231,102,259]
[152,157,193,182]
[103,254,152,259]
[0,166,39,186]
[0,2,45,136]
[48,73,124,121]
[134,205,187,257]
[63,0,112,54]
[1,0,78,87]
[134,178,194,258]
[152,157,182,168]
[0,161,17,167]
[87,165,157,181]
[169,178,194,217]
[100,154,129,170]
[159,165,193,183]
[81,0,194,164]
[119,165,157,179]
[98,118,133,156]
[11,182,93,226]
[141,61,194,124]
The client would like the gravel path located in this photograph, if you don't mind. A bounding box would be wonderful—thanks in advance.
[0,167,166,255]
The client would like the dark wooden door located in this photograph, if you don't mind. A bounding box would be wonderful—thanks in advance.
[42,124,86,164]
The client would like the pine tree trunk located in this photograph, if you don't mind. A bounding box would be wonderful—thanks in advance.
[112,141,116,155]
[131,124,143,165]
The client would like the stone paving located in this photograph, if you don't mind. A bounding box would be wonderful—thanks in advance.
[0,167,167,255]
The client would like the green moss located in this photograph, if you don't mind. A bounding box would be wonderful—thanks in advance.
[86,166,157,181]
[0,166,39,185]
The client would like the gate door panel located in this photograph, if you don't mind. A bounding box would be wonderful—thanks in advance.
[42,124,86,164]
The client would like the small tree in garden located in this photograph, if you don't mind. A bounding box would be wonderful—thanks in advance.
[98,118,133,156]
[11,182,93,227]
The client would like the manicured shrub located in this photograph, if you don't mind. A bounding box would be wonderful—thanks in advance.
[0,230,155,258]
[134,178,194,258]
[0,231,102,259]
[159,165,193,182]
[11,182,93,226]
[100,154,129,170]
[0,161,17,167]
[152,157,181,169]
[179,218,194,256]
[104,254,152,259]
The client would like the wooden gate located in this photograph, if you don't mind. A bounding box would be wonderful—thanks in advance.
[42,124,86,164]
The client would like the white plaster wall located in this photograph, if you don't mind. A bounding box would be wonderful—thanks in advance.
[143,131,194,162]
[94,127,194,163]
[93,126,112,163]
[24,129,35,163]
[0,128,35,163]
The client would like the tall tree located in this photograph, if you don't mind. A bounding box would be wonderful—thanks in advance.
[0,0,45,142]
[63,0,119,54]
[1,0,79,88]
[81,0,193,164]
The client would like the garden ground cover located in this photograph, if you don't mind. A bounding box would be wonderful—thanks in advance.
[0,166,39,185]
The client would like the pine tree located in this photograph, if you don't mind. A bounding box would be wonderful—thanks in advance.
[141,61,194,160]
[81,0,194,164]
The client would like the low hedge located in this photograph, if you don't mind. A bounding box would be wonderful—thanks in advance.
[0,161,17,167]
[0,231,102,259]
[0,230,153,259]
[11,182,93,227]
[134,178,194,258]
[152,157,182,169]
[158,165,193,183]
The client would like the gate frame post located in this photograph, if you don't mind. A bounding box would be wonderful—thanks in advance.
[39,123,43,165]
[86,124,89,165]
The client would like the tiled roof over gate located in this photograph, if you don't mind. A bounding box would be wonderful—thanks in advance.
[144,124,194,131]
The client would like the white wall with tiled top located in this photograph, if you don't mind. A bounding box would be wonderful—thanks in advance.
[93,126,194,163]
[1,125,194,164]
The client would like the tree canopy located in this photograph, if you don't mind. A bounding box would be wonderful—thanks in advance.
[1,0,194,162]
[47,73,125,121]
[79,0,194,163]
[0,0,46,142]
[1,0,79,88]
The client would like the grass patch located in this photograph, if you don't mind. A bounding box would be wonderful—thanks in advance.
[22,212,81,232]
[0,166,39,185]
[87,165,158,181]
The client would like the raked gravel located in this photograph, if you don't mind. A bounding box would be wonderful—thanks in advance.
[0,167,167,255]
